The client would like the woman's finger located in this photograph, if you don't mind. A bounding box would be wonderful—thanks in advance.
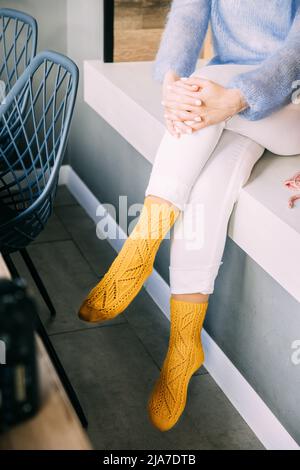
[184,119,209,131]
[181,77,211,88]
[173,121,193,135]
[167,84,202,100]
[164,109,203,122]
[178,78,199,89]
[164,91,203,107]
[168,81,199,93]
[166,118,181,138]
[166,119,178,137]
[162,100,202,113]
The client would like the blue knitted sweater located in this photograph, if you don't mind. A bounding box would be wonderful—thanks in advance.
[154,0,300,120]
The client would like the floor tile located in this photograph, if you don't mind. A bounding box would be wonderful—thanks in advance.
[51,325,215,450]
[32,213,70,245]
[11,240,126,335]
[55,204,117,278]
[186,374,264,450]
[54,185,78,207]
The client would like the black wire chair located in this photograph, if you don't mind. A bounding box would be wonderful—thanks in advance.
[0,50,87,427]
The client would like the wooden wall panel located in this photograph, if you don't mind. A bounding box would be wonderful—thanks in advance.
[114,0,213,63]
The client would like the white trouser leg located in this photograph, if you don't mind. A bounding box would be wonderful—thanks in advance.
[145,122,225,210]
[169,130,265,295]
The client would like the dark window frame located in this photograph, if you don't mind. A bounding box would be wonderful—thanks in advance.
[103,0,114,62]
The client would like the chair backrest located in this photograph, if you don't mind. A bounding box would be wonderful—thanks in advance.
[0,8,38,100]
[0,51,79,252]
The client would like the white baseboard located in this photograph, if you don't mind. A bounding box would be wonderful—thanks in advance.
[59,164,299,451]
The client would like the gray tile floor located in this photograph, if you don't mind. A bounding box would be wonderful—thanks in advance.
[12,186,264,450]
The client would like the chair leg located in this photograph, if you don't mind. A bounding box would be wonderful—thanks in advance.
[20,248,56,318]
[2,253,20,279]
[35,315,88,428]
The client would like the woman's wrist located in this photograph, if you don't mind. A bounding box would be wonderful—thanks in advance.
[164,70,180,85]
[227,88,249,115]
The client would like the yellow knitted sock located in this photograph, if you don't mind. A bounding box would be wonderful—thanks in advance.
[148,298,208,431]
[78,198,179,323]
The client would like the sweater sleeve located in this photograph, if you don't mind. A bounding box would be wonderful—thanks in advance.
[153,0,212,82]
[228,6,300,121]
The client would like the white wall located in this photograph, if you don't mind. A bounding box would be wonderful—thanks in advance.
[66,0,103,169]
[0,0,67,53]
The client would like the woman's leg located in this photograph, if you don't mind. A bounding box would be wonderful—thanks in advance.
[169,130,265,297]
[148,130,265,432]
[145,121,225,210]
[79,123,225,323]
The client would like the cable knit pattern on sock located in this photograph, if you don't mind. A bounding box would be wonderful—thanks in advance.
[148,299,208,432]
[78,199,179,323]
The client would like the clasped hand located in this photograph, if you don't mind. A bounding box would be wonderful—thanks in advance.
[162,71,248,138]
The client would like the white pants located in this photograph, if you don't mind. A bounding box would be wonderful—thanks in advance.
[145,64,300,295]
